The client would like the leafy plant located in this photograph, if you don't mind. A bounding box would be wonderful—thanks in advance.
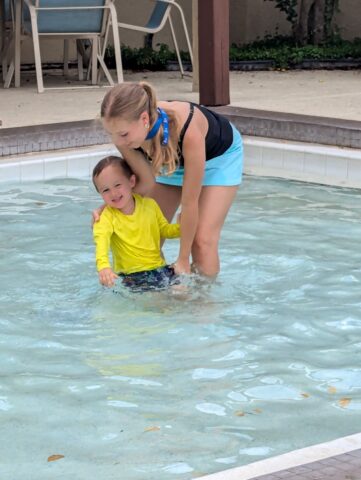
[264,0,298,25]
[105,43,188,71]
[230,37,361,68]
[104,37,361,72]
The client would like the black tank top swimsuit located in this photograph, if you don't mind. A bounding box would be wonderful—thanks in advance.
[178,102,233,166]
[138,102,233,167]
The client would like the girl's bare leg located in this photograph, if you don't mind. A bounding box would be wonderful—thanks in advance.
[192,185,239,277]
[149,182,238,277]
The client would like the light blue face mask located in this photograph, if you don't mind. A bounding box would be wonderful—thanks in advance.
[145,108,169,146]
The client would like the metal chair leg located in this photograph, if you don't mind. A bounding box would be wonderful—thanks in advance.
[76,39,84,81]
[109,1,123,83]
[91,35,98,85]
[28,6,44,93]
[63,39,69,76]
[169,14,184,77]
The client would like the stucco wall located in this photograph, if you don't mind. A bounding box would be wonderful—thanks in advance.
[19,0,360,65]
[335,0,360,40]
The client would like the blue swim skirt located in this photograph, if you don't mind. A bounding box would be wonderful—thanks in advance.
[156,124,243,187]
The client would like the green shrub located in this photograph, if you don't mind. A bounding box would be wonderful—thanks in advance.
[105,43,188,71]
[230,37,361,68]
[105,38,361,71]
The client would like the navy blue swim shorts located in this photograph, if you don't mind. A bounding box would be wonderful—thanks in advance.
[118,265,179,292]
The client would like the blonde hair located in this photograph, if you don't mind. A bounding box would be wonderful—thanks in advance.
[101,82,180,175]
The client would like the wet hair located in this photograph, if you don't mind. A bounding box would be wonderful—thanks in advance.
[101,82,180,176]
[92,156,134,192]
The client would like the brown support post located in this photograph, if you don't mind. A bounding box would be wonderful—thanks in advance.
[192,0,199,92]
[198,0,230,106]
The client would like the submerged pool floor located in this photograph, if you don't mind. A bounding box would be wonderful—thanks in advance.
[1,176,361,479]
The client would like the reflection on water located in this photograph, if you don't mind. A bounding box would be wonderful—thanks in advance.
[1,177,361,479]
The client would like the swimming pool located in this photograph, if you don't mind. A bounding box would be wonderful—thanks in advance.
[1,174,361,480]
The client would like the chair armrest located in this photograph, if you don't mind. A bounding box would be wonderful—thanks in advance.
[148,0,177,4]
[146,0,185,21]
[22,1,108,12]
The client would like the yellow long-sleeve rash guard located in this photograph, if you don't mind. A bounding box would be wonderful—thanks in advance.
[93,194,180,275]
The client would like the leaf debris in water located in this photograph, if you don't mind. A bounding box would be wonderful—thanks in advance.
[144,426,160,432]
[338,398,351,408]
[47,454,64,462]
[235,410,245,417]
[328,386,337,394]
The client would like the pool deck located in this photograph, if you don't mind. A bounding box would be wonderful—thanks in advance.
[1,69,361,479]
[252,449,361,480]
[1,70,361,159]
[1,69,361,129]
[200,433,361,480]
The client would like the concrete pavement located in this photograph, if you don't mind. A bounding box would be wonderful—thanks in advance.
[1,69,361,129]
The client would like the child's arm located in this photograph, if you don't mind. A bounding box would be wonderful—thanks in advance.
[153,200,181,239]
[93,210,118,287]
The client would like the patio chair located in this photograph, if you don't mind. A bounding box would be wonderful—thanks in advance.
[116,0,193,76]
[22,0,123,93]
[1,0,14,83]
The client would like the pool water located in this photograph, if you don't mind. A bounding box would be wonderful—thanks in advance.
[1,176,361,480]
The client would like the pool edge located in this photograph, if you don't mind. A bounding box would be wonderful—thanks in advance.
[1,137,360,189]
[200,432,361,479]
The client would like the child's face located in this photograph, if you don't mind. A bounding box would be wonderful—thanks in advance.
[95,164,136,212]
[103,112,149,149]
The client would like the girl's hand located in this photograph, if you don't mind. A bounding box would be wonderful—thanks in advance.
[173,257,191,275]
[92,204,106,226]
[98,268,118,287]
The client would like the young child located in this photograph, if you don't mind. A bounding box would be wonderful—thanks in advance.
[92,156,180,291]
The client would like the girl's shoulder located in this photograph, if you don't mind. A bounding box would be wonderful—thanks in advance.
[164,101,207,129]
[158,100,191,118]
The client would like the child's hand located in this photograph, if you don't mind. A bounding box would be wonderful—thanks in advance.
[92,204,106,226]
[98,268,118,287]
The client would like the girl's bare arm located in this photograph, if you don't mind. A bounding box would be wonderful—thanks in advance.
[174,123,206,273]
[117,146,155,196]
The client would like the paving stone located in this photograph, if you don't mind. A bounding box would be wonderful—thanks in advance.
[276,471,294,478]
[250,449,361,480]
[347,450,361,458]
[336,462,356,472]
[292,465,313,474]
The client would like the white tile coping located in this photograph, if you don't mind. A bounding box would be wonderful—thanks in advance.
[0,143,118,183]
[243,136,361,188]
[201,432,361,480]
[0,137,361,188]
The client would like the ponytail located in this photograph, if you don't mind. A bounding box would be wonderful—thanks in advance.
[139,81,157,126]
[101,82,180,176]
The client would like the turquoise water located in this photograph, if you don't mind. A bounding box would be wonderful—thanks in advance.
[1,176,361,480]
